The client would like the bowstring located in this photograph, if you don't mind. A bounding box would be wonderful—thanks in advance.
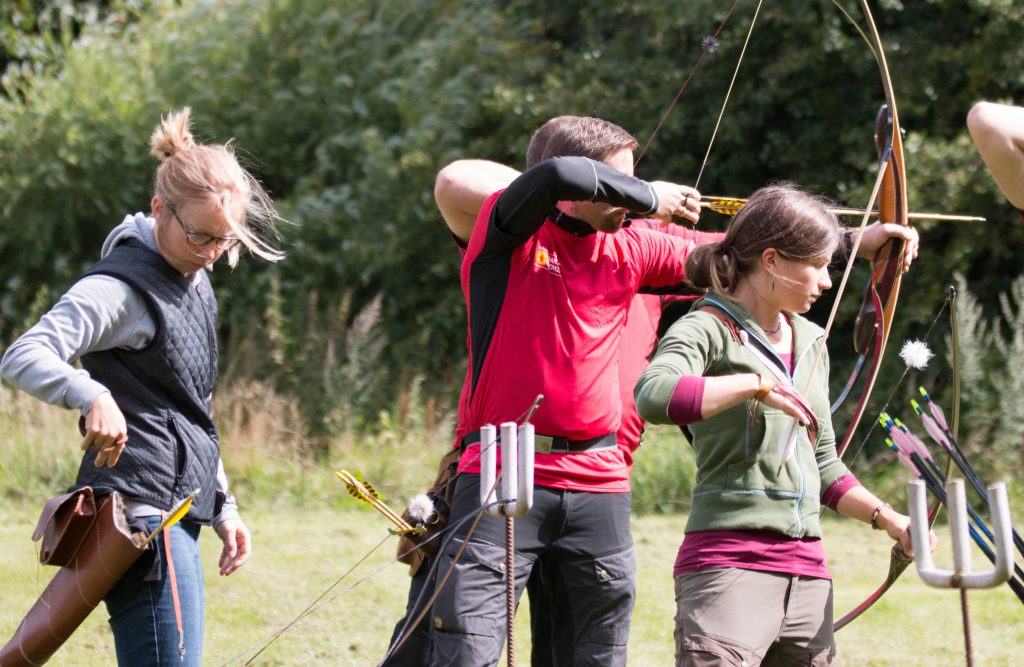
[777,153,890,466]
[836,291,954,476]
[224,502,500,666]
[634,0,744,167]
[693,0,765,190]
[229,531,393,665]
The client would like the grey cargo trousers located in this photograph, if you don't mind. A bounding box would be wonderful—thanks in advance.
[428,473,636,667]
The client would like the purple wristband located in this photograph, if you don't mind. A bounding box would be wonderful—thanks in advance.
[667,376,705,425]
[821,473,862,511]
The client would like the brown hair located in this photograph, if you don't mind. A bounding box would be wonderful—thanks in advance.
[685,184,841,295]
[525,116,638,168]
[150,107,283,267]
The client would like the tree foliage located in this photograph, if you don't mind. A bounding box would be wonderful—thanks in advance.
[0,0,1022,458]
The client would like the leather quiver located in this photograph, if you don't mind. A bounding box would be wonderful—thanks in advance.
[1,492,147,667]
[32,488,96,567]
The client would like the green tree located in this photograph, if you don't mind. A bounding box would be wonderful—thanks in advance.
[1,0,1022,458]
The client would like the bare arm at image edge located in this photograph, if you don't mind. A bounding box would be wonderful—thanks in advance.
[968,101,1024,209]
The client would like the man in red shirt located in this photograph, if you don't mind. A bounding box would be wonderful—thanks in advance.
[433,161,714,667]
[421,116,700,666]
[383,121,710,665]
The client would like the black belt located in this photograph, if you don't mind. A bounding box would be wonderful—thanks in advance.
[461,430,617,455]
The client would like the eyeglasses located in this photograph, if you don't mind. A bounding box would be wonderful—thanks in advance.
[169,205,241,251]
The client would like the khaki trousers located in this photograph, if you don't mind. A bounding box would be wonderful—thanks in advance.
[674,567,837,667]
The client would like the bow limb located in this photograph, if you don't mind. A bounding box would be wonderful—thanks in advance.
[948,285,961,441]
[833,0,910,460]
[830,0,913,632]
[833,541,912,631]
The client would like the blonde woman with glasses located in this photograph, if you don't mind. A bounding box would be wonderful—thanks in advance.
[1,108,283,665]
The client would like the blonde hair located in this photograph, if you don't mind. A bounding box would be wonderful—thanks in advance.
[149,107,284,266]
[686,184,841,296]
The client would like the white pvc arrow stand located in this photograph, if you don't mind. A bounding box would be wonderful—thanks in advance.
[908,478,1013,667]
[909,479,1013,589]
[478,422,535,517]
[477,421,535,667]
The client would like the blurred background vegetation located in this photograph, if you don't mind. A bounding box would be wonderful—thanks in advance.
[1,0,1022,507]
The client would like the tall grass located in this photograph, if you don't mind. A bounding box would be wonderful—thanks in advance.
[1,382,699,514]
[0,380,453,512]
[631,425,697,514]
[0,388,83,500]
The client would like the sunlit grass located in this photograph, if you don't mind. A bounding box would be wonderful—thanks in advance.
[2,503,1022,666]
[2,387,1022,665]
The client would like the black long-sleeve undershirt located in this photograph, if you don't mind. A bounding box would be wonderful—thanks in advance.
[488,157,658,248]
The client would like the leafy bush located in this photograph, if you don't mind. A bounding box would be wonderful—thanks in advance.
[2,0,1023,455]
[951,273,1024,488]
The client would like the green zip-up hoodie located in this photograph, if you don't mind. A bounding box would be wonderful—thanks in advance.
[634,295,850,538]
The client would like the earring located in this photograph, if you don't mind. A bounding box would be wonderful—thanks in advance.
[770,273,775,291]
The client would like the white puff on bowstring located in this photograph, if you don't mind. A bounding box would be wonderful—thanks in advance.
[899,339,934,370]
[406,494,435,524]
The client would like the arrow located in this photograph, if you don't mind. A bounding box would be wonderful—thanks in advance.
[139,489,200,548]
[336,469,424,536]
[700,196,985,222]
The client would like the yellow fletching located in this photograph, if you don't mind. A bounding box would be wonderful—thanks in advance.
[335,469,414,533]
[336,470,374,505]
[139,489,198,548]
[345,485,370,502]
[702,196,747,217]
[164,493,195,525]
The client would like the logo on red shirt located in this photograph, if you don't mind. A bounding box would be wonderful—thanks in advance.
[535,247,562,275]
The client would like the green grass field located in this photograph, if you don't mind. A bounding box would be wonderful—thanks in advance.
[2,389,1022,664]
[2,500,1022,666]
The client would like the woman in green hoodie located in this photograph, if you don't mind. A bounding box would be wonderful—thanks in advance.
[634,184,935,667]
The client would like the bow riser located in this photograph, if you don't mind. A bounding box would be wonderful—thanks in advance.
[835,99,910,458]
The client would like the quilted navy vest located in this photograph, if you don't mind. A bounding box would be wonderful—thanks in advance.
[74,238,221,523]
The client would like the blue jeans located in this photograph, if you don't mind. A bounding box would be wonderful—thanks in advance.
[103,517,205,666]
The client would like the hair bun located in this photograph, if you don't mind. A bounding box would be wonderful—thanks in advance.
[149,107,197,162]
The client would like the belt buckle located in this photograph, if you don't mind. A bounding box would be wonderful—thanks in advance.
[535,435,553,454]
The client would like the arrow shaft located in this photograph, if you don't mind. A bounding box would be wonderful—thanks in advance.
[700,198,983,222]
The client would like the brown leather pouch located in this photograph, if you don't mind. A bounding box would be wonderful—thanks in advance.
[32,487,97,567]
